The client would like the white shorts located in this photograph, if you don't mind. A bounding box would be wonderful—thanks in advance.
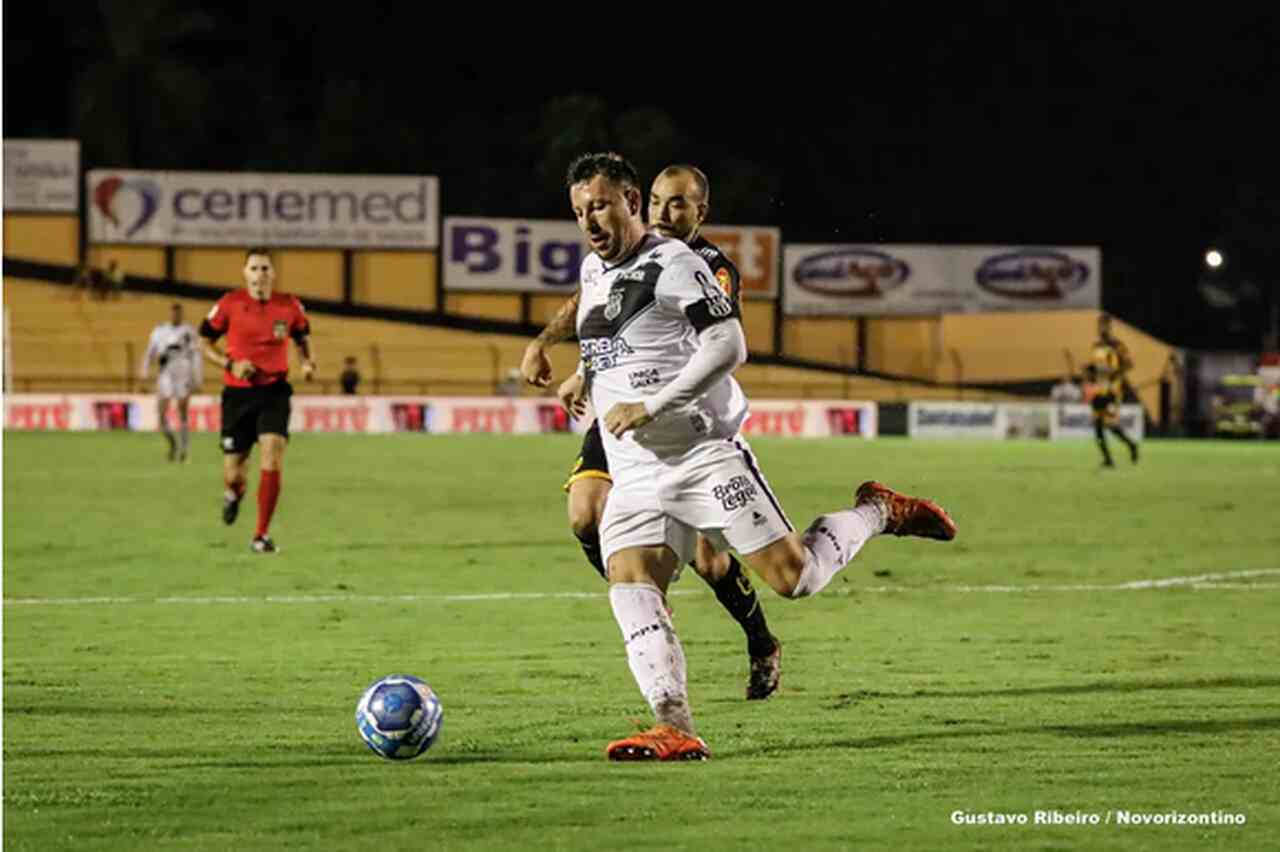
[599,435,794,572]
[156,371,197,400]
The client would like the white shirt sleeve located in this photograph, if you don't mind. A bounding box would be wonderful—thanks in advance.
[643,320,747,417]
[654,250,738,333]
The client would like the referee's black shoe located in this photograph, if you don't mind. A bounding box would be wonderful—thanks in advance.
[223,490,242,525]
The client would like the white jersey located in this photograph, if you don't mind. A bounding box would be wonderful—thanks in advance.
[577,234,748,466]
[142,322,202,397]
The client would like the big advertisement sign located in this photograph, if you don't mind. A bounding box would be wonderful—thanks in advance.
[86,170,439,248]
[784,244,1101,315]
[443,218,780,298]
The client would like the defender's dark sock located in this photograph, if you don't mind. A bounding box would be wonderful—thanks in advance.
[708,554,776,658]
[575,530,607,581]
[1094,420,1113,465]
[1110,426,1137,456]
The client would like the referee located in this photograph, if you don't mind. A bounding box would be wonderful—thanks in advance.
[200,247,316,553]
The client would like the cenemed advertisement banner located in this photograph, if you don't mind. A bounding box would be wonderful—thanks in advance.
[783,244,1101,315]
[86,170,439,248]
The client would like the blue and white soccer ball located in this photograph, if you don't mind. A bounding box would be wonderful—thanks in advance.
[355,674,443,760]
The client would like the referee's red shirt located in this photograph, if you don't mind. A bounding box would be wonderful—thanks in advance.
[203,290,310,388]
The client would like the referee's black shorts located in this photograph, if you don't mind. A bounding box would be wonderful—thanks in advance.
[221,381,292,454]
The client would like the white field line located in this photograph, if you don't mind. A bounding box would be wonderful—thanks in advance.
[4,569,1279,608]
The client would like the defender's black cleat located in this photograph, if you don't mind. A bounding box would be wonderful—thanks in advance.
[251,536,277,554]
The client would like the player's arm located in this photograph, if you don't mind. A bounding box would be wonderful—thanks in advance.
[188,326,204,387]
[292,330,316,381]
[521,286,581,387]
[139,329,159,380]
[1116,340,1134,374]
[199,299,255,380]
[603,256,746,438]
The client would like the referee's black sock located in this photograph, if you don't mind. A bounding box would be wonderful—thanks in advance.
[575,530,607,581]
[708,554,776,658]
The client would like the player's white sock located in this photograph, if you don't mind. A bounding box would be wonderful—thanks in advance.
[791,503,886,598]
[608,583,695,734]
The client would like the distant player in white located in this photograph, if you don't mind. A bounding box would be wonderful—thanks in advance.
[140,303,202,462]
[562,153,958,762]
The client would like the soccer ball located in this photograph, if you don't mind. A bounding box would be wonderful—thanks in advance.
[355,674,443,760]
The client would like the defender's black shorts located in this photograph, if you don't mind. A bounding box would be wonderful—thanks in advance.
[221,381,292,454]
[562,419,611,492]
[1091,393,1118,422]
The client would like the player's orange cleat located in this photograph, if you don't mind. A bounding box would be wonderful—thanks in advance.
[606,724,710,762]
[855,481,957,541]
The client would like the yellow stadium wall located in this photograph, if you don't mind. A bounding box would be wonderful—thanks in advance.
[352,251,437,311]
[87,245,166,278]
[741,302,775,355]
[171,248,343,301]
[939,310,1178,422]
[3,214,80,265]
[864,317,941,380]
[780,317,859,365]
[445,292,522,322]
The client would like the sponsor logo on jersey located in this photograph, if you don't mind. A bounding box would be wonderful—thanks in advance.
[628,368,660,389]
[712,475,758,512]
[580,336,635,372]
[793,249,910,298]
[752,510,768,527]
[272,320,287,340]
[974,250,1090,300]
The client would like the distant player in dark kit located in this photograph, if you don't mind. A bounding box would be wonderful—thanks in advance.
[521,164,783,701]
[1088,314,1139,468]
[199,248,316,553]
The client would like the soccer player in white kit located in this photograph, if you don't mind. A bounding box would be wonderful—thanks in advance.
[563,153,958,761]
[140,303,202,462]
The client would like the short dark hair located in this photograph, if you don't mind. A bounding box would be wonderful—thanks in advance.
[245,246,273,260]
[565,152,639,192]
[657,164,710,203]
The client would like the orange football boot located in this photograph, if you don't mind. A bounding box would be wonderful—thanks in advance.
[855,481,957,541]
[606,724,710,762]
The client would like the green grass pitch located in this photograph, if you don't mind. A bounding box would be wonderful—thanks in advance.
[4,431,1279,850]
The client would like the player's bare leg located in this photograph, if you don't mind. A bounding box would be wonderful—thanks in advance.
[741,482,956,599]
[222,450,250,525]
[567,477,610,579]
[156,397,177,461]
[175,397,191,462]
[691,535,781,700]
[604,544,709,761]
[252,434,287,552]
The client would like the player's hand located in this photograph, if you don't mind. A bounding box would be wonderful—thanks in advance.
[230,359,256,380]
[557,372,588,418]
[521,341,554,387]
[301,359,316,381]
[603,401,652,438]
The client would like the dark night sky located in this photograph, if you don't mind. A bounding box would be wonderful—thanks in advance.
[5,3,1278,349]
